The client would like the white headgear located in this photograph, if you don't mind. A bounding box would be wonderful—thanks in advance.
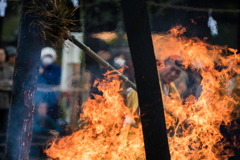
[41,47,57,61]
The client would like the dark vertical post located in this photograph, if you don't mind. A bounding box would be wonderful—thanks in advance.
[0,17,4,44]
[4,0,43,159]
[238,4,240,55]
[121,0,171,160]
[79,0,85,70]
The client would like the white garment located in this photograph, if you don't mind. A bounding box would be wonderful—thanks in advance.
[0,0,7,17]
[42,57,54,66]
[226,77,236,96]
[163,85,169,106]
[71,0,79,7]
[122,115,135,128]
[208,9,218,36]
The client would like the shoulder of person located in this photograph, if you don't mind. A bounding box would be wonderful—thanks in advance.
[4,63,14,73]
[174,70,188,86]
[169,82,179,95]
[49,64,61,71]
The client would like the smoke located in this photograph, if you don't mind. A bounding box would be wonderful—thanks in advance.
[208,9,218,36]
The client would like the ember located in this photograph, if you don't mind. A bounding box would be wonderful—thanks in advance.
[45,25,240,160]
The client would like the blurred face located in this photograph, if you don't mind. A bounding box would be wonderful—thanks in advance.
[97,50,110,69]
[113,54,126,69]
[41,55,54,66]
[97,50,110,61]
[0,49,6,64]
[8,55,16,66]
[159,60,182,84]
[37,103,47,117]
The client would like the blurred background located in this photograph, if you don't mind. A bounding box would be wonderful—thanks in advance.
[1,0,240,159]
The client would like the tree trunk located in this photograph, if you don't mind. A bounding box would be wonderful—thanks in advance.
[121,0,171,160]
[4,0,43,159]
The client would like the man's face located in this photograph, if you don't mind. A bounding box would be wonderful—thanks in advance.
[0,49,6,64]
[159,60,182,84]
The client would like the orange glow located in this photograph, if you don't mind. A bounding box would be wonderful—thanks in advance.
[154,25,240,160]
[45,25,240,160]
[45,71,145,160]
[91,32,118,42]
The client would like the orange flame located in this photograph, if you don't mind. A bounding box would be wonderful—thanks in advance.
[45,25,240,160]
[45,72,145,159]
[154,25,240,160]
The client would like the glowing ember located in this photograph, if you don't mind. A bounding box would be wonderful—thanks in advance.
[45,72,145,160]
[45,25,240,160]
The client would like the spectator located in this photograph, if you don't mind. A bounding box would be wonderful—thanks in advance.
[109,51,135,98]
[0,46,13,154]
[38,47,61,85]
[5,46,17,70]
[33,102,61,136]
[31,102,61,158]
[110,52,127,70]
[110,51,135,81]
[36,47,61,121]
[86,50,111,98]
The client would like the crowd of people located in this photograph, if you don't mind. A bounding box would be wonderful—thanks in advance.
[0,46,15,157]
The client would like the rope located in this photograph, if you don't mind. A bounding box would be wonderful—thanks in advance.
[147,1,240,13]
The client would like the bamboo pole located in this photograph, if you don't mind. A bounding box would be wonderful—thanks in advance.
[71,35,137,91]
[70,35,180,121]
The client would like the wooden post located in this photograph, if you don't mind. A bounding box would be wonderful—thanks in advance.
[121,0,171,160]
[4,0,43,159]
[0,17,4,44]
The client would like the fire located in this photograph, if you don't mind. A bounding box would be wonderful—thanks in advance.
[45,25,240,160]
[45,72,145,160]
[154,25,240,159]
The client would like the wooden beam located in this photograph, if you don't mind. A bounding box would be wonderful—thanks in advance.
[121,0,171,159]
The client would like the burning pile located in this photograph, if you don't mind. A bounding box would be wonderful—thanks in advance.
[45,25,240,160]
[45,72,145,160]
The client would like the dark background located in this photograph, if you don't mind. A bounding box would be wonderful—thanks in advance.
[1,0,240,50]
